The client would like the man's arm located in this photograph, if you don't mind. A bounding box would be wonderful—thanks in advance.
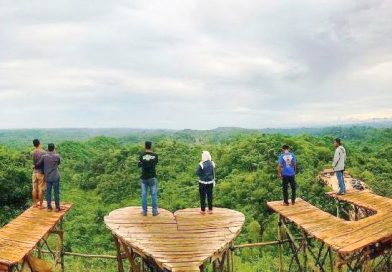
[332,149,340,167]
[277,164,282,177]
[293,155,297,174]
[138,155,143,168]
[155,154,158,165]
[36,156,44,168]
[277,155,283,177]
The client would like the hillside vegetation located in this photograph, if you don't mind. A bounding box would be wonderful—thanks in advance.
[0,127,391,271]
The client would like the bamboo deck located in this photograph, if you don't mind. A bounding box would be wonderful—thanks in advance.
[268,173,392,255]
[0,203,72,268]
[104,207,245,271]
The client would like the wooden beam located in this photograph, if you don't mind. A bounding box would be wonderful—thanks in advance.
[112,235,124,272]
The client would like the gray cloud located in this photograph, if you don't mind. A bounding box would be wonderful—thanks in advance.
[0,0,392,129]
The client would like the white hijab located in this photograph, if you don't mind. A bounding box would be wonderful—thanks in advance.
[200,151,215,168]
[201,150,212,162]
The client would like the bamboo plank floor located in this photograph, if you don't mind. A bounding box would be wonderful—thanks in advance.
[105,207,245,271]
[0,203,72,267]
[268,171,392,255]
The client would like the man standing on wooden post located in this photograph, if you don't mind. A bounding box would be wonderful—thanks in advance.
[333,138,347,195]
[32,139,46,209]
[138,141,159,216]
[278,145,297,206]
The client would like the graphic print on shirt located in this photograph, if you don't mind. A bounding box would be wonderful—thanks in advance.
[283,154,294,168]
[143,154,156,161]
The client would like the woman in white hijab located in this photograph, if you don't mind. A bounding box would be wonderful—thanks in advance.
[196,151,216,214]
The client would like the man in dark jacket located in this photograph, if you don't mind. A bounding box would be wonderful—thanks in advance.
[36,143,61,212]
[138,141,159,216]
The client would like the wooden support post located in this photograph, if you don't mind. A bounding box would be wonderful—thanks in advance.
[226,247,231,272]
[212,260,217,272]
[335,253,343,272]
[112,234,124,272]
[302,231,307,272]
[328,247,333,272]
[58,220,65,272]
[230,248,234,272]
[278,216,284,272]
[281,219,302,270]
[336,200,340,218]
[364,253,372,272]
[218,251,227,272]
[123,245,140,272]
[354,206,359,221]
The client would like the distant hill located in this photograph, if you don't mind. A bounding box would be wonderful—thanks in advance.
[0,120,391,148]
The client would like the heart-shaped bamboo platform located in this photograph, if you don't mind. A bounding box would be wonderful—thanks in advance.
[104,207,245,271]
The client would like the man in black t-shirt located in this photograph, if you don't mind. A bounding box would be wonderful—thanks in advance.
[138,141,159,216]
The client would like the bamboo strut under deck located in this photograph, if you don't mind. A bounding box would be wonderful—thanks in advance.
[35,238,305,260]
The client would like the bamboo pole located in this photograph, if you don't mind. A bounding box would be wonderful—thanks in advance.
[278,217,284,272]
[233,238,305,249]
[113,235,125,272]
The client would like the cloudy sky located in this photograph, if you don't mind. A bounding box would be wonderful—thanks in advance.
[1,0,391,129]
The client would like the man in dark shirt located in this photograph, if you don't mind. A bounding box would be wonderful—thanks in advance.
[32,139,46,209]
[138,141,159,216]
[36,143,61,212]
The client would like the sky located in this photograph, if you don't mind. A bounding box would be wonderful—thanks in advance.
[1,0,392,129]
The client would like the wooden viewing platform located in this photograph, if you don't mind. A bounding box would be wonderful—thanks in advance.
[104,207,245,272]
[0,203,72,272]
[267,170,392,271]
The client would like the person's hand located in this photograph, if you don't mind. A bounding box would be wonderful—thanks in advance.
[278,173,282,178]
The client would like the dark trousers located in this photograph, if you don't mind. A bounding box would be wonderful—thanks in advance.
[46,179,60,209]
[282,176,296,204]
[199,183,213,211]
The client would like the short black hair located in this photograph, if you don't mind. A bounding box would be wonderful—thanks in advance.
[335,138,342,145]
[48,143,55,152]
[33,139,40,147]
[282,144,290,150]
[145,141,152,150]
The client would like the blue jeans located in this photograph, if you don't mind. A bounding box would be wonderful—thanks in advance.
[336,171,346,194]
[46,179,60,209]
[141,178,158,215]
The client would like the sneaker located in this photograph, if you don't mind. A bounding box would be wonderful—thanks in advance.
[200,210,206,215]
[207,209,213,214]
[152,212,159,217]
[291,201,295,205]
[141,211,147,216]
[47,207,53,212]
[55,208,62,212]
[282,202,289,206]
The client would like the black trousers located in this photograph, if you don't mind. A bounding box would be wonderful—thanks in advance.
[199,183,213,211]
[282,176,296,204]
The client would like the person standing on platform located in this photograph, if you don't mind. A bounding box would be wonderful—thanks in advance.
[333,138,347,195]
[196,151,216,214]
[31,139,46,209]
[138,141,159,216]
[278,145,297,206]
[36,143,61,212]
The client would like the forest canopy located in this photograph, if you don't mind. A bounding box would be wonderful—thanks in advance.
[0,126,391,271]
